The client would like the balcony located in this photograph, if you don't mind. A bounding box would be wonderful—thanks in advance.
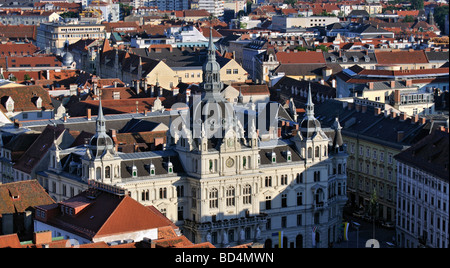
[184,214,268,231]
[313,201,325,211]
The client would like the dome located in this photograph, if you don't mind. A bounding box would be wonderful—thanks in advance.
[62,52,74,66]
[299,117,321,138]
[88,132,115,159]
[55,48,62,56]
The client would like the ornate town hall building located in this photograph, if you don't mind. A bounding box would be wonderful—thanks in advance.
[39,29,348,248]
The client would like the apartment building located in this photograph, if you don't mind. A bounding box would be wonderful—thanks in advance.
[395,129,449,248]
[36,22,106,50]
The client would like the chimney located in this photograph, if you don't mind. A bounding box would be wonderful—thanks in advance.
[87,108,92,121]
[13,119,22,128]
[368,82,374,90]
[33,231,53,246]
[419,117,426,124]
[355,103,361,112]
[399,112,407,121]
[394,90,401,104]
[278,127,282,138]
[439,126,449,133]
[63,115,67,122]
[374,107,381,116]
[331,79,336,88]
[390,112,397,119]
[361,104,367,113]
[397,131,404,142]
[347,102,354,110]
[390,81,396,89]
[411,114,419,123]
[405,79,412,87]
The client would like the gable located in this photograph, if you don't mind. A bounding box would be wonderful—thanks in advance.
[94,196,174,238]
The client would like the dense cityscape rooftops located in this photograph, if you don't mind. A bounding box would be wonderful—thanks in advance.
[0,0,448,251]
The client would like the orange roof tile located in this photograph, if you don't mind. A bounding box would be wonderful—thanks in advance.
[374,50,428,64]
[0,234,22,248]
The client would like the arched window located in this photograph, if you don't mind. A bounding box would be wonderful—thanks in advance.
[338,164,342,174]
[243,185,251,204]
[226,186,235,207]
[315,146,320,158]
[209,188,218,208]
[105,166,111,178]
[96,167,101,180]
[308,147,312,158]
[159,187,167,199]
[297,192,303,205]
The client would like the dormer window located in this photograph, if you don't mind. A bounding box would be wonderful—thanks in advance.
[342,55,347,63]
[167,161,173,174]
[150,162,155,176]
[364,55,370,62]
[271,152,276,163]
[286,150,292,162]
[330,56,336,62]
[5,96,14,112]
[132,164,138,178]
[353,56,358,62]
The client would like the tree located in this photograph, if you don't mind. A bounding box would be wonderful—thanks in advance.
[434,5,449,33]
[284,0,296,8]
[410,0,424,10]
[60,11,79,19]
[23,74,31,81]
[403,15,415,23]
[294,46,307,51]
[315,44,329,52]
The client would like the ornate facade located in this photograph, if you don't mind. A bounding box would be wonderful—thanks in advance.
[38,29,348,248]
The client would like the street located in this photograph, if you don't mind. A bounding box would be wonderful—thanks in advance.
[333,215,396,248]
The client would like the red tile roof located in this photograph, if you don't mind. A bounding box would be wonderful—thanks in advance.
[0,234,22,248]
[0,43,39,57]
[0,25,37,41]
[374,50,429,65]
[5,55,62,69]
[35,188,181,241]
[0,85,54,113]
[0,180,55,215]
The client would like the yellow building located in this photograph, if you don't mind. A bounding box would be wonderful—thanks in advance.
[37,22,106,50]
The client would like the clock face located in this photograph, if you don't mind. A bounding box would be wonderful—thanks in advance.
[226,157,234,168]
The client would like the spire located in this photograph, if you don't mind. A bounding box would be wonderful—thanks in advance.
[332,117,343,149]
[96,96,106,134]
[201,26,222,96]
[207,27,216,61]
[305,82,314,118]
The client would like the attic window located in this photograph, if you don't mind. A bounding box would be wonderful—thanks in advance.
[132,164,138,177]
[286,150,292,162]
[167,161,173,174]
[271,152,276,163]
[150,163,155,176]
